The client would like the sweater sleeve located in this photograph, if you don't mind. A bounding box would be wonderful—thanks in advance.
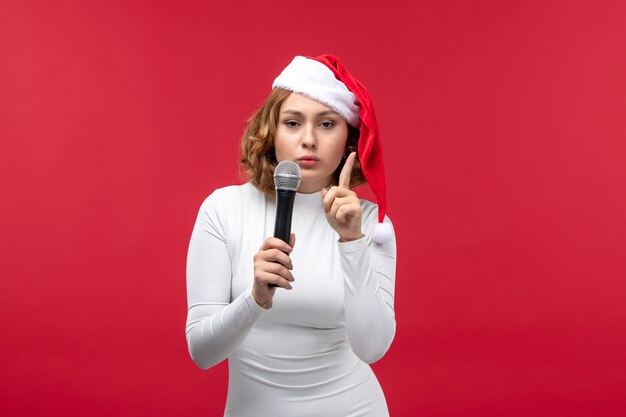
[185,190,268,370]
[338,210,396,364]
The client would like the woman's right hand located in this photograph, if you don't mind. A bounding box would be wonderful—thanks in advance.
[252,233,296,309]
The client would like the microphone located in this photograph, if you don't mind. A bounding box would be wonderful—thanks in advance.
[273,160,301,244]
[269,161,301,288]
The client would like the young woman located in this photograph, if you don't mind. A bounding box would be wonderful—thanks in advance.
[185,54,397,416]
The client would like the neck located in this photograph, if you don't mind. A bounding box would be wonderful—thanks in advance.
[297,179,333,194]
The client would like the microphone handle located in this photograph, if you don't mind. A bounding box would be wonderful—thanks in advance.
[269,189,296,288]
[274,189,296,243]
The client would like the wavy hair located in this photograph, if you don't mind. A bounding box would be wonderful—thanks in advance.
[239,88,366,196]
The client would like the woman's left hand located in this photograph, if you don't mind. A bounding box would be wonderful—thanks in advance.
[322,152,364,242]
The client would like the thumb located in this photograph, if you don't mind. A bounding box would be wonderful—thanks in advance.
[322,188,327,198]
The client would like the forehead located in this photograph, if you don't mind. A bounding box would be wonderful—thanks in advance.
[281,92,339,115]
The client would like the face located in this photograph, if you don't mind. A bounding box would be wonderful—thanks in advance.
[274,93,349,193]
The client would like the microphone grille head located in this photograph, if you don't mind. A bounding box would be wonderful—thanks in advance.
[274,160,301,191]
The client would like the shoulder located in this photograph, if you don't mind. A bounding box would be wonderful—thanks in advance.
[358,198,378,218]
[358,198,392,223]
[358,198,394,236]
[200,182,264,211]
[195,183,265,236]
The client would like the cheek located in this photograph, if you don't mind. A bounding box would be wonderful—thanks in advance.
[324,136,348,171]
[332,129,349,160]
[273,142,297,163]
[274,145,287,161]
[273,130,288,159]
[328,148,344,167]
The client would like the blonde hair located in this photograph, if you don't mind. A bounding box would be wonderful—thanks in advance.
[239,88,366,195]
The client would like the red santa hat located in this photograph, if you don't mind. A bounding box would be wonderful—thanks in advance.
[272,54,392,243]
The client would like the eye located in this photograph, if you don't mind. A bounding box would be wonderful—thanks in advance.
[283,120,300,128]
[320,121,335,128]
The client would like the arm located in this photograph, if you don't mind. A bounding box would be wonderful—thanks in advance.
[185,191,268,370]
[321,153,397,364]
[339,215,396,364]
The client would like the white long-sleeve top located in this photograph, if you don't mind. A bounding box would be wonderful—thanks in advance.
[185,183,396,417]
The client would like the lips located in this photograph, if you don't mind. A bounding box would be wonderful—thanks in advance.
[297,156,319,167]
[297,155,319,161]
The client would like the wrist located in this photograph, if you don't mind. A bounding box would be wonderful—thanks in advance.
[252,287,272,309]
[339,233,364,243]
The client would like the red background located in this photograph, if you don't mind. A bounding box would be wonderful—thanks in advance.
[1,1,625,416]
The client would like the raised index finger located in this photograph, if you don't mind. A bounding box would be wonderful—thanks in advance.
[339,152,356,189]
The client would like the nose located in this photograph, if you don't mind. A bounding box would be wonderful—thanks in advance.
[301,124,317,149]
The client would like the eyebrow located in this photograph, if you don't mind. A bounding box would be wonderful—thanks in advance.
[280,110,340,117]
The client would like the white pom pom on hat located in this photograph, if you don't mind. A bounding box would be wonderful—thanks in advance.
[273,54,391,243]
[372,222,394,244]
